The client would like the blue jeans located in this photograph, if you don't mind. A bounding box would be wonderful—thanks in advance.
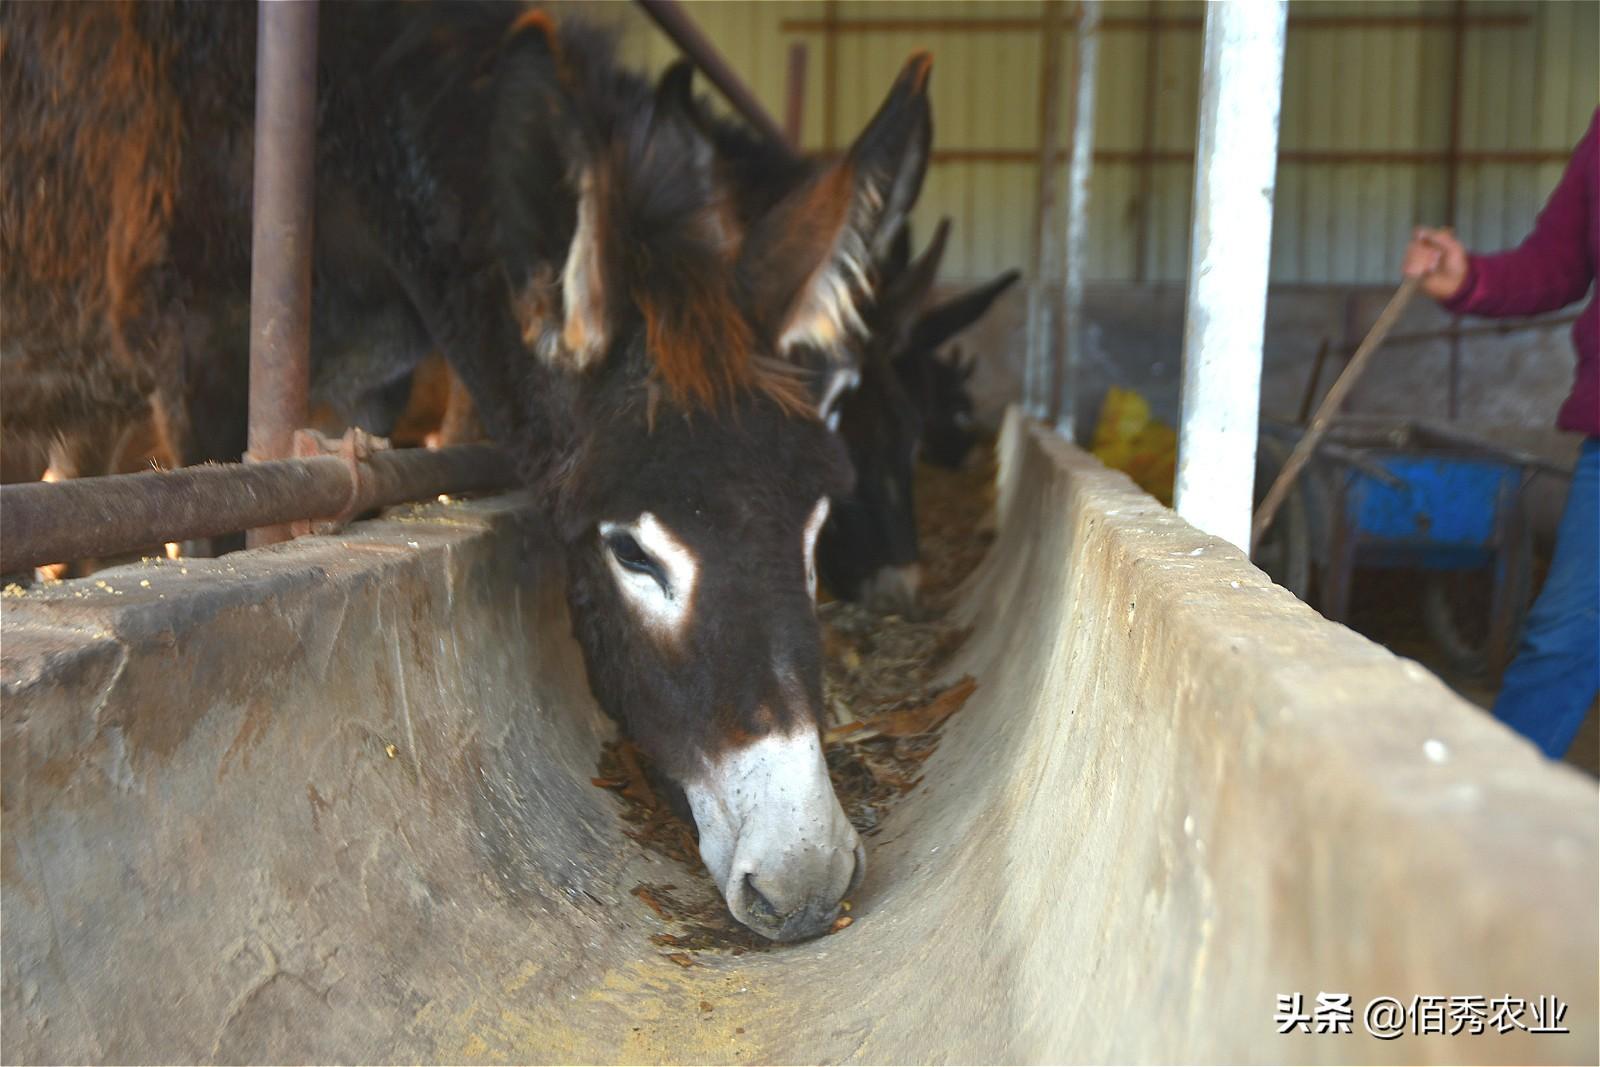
[1493,437,1600,758]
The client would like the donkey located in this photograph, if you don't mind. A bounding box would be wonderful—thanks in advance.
[893,270,1020,470]
[542,57,947,617]
[821,220,1022,613]
[815,219,953,613]
[512,28,934,940]
[0,2,931,941]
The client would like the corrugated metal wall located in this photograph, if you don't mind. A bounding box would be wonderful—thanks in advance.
[610,0,1598,285]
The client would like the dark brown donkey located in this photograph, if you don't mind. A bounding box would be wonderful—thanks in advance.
[0,3,931,941]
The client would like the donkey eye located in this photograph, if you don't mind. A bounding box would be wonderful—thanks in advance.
[605,531,659,577]
[597,514,697,630]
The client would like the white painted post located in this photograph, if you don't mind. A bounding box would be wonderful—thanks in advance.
[1054,0,1100,439]
[1173,0,1287,552]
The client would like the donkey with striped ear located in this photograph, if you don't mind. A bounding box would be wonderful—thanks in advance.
[494,19,932,942]
[651,57,942,614]
[819,218,954,615]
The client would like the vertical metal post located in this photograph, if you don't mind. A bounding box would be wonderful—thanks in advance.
[1443,0,1467,420]
[784,43,809,147]
[246,0,318,547]
[1026,0,1068,418]
[1442,0,1467,231]
[1024,288,1049,417]
[1133,0,1161,285]
[1173,0,1287,552]
[1054,0,1100,438]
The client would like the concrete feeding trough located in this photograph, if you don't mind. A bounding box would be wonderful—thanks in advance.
[3,410,1594,1063]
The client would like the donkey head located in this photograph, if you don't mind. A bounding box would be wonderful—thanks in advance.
[491,18,931,941]
[904,344,979,469]
[895,268,1020,469]
[650,59,946,617]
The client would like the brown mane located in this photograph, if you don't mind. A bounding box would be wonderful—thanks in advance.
[631,256,811,417]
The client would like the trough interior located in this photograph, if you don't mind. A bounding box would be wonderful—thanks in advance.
[2,409,1595,1064]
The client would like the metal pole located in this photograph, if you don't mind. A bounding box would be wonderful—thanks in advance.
[1026,0,1068,417]
[246,0,318,547]
[1172,0,1287,552]
[1132,0,1161,284]
[1443,0,1467,420]
[1,445,517,576]
[635,0,795,152]
[1054,0,1100,438]
[1023,289,1047,417]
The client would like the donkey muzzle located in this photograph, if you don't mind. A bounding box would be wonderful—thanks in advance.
[860,561,924,618]
[685,727,863,942]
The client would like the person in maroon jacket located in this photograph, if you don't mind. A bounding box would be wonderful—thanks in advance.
[1403,108,1598,759]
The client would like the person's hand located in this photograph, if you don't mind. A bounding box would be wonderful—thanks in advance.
[1402,226,1470,302]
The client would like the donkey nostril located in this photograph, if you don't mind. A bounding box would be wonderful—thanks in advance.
[742,874,780,924]
[848,842,867,894]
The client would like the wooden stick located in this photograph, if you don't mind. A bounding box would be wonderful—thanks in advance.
[1251,276,1421,553]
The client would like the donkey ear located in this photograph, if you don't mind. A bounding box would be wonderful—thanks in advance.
[909,268,1020,353]
[556,58,730,374]
[649,59,719,184]
[490,12,587,264]
[655,60,709,133]
[933,343,979,381]
[882,223,914,288]
[878,217,950,327]
[855,53,935,261]
[657,59,696,108]
[490,13,593,352]
[737,52,933,362]
[556,172,611,369]
[958,346,979,382]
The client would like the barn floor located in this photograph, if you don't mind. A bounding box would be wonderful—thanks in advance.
[3,409,1595,1064]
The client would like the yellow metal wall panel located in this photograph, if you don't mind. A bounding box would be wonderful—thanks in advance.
[599,0,1595,285]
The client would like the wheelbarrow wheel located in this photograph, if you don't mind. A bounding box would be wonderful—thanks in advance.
[1253,436,1313,601]
[1421,560,1533,680]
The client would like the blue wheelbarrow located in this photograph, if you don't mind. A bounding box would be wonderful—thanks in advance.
[1255,417,1565,678]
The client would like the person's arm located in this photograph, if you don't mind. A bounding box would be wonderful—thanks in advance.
[1403,111,1596,318]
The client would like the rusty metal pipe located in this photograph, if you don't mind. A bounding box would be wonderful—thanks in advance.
[246,0,319,546]
[0,446,516,575]
[634,0,795,153]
